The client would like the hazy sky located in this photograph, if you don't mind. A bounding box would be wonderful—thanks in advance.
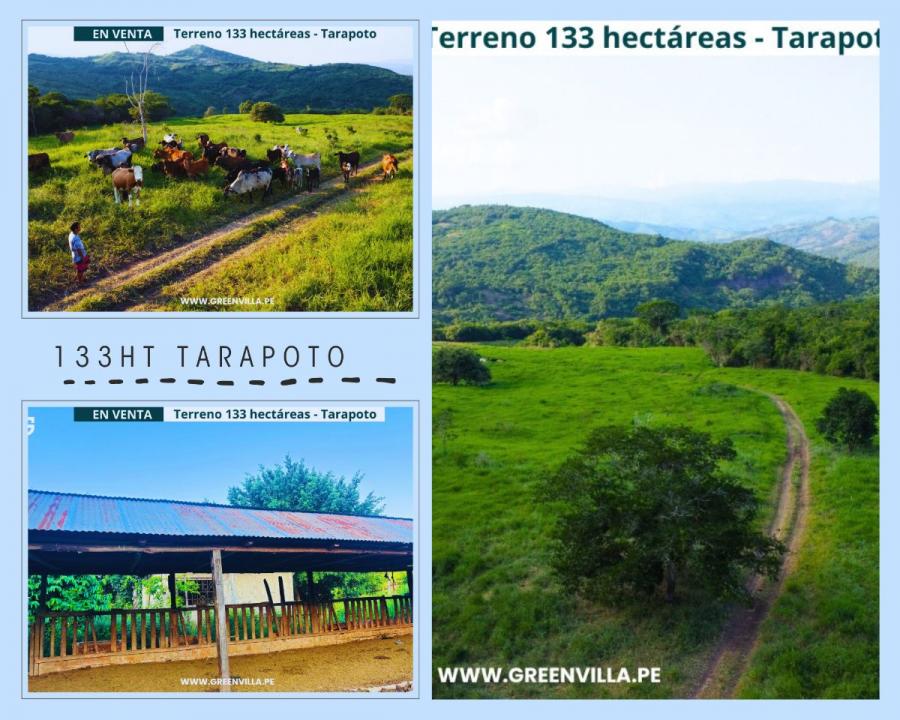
[27,23,414,75]
[433,54,879,205]
[28,406,414,518]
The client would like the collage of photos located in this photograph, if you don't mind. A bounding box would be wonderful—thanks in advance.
[26,22,414,313]
[26,404,415,693]
[10,10,890,718]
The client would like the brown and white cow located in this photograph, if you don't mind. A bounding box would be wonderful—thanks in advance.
[111,166,143,206]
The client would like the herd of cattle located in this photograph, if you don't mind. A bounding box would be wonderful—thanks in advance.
[28,130,402,205]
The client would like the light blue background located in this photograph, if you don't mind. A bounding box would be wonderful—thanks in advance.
[2,0,897,716]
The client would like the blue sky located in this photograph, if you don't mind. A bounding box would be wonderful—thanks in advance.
[27,406,414,518]
[434,54,879,205]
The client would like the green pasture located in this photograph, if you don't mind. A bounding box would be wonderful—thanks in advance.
[163,172,413,312]
[432,345,878,699]
[27,112,412,309]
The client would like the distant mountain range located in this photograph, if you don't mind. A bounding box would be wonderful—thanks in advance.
[607,216,879,268]
[433,205,879,323]
[435,180,878,238]
[28,45,413,116]
[738,217,879,268]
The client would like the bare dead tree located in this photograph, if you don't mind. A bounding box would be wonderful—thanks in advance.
[123,42,159,143]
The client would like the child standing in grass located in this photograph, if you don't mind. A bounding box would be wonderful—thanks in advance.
[68,221,89,285]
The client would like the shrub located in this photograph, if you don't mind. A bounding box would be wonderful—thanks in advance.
[249,102,285,123]
[433,346,491,386]
[522,324,587,348]
[541,425,785,603]
[816,388,878,449]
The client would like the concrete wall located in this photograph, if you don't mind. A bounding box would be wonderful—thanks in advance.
[146,572,296,607]
[222,572,296,605]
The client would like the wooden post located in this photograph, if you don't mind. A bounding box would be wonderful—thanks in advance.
[305,570,314,601]
[167,573,177,647]
[278,576,287,634]
[263,578,279,636]
[211,549,231,692]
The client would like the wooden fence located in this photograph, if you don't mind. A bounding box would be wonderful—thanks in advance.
[29,595,412,675]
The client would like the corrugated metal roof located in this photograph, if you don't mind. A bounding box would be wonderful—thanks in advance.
[28,490,412,544]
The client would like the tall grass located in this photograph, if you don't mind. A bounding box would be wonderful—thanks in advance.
[162,172,413,312]
[27,113,412,309]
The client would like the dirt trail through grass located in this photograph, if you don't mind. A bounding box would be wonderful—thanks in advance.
[44,156,404,312]
[693,393,810,698]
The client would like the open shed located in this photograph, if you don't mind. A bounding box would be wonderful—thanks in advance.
[27,490,413,687]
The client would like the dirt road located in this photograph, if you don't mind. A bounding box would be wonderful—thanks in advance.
[692,393,810,698]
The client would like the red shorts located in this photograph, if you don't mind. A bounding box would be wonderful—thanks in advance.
[75,254,90,272]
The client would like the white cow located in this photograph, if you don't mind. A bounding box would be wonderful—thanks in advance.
[292,152,321,171]
[274,145,320,171]
[88,148,133,174]
[224,168,273,202]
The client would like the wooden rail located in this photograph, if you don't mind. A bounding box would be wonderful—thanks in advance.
[29,595,412,674]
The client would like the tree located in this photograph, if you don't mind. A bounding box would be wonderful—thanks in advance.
[227,456,388,604]
[433,346,491,386]
[203,106,217,118]
[542,425,784,603]
[239,99,253,114]
[249,101,285,123]
[636,299,681,334]
[227,455,384,515]
[816,388,878,450]
[388,93,413,113]
[123,43,160,142]
[28,85,40,135]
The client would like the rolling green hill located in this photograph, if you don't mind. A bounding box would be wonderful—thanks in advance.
[28,45,412,116]
[433,205,878,323]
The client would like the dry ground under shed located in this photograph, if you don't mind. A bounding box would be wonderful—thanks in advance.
[28,636,412,693]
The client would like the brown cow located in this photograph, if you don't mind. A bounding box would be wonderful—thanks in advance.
[381,153,399,181]
[214,153,254,173]
[153,147,193,163]
[111,166,143,206]
[151,159,188,179]
[55,131,75,144]
[182,157,209,178]
[122,136,145,151]
[28,153,50,172]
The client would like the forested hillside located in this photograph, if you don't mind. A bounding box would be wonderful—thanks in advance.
[28,45,412,117]
[433,205,878,323]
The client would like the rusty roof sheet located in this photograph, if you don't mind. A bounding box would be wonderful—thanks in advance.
[28,490,412,544]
